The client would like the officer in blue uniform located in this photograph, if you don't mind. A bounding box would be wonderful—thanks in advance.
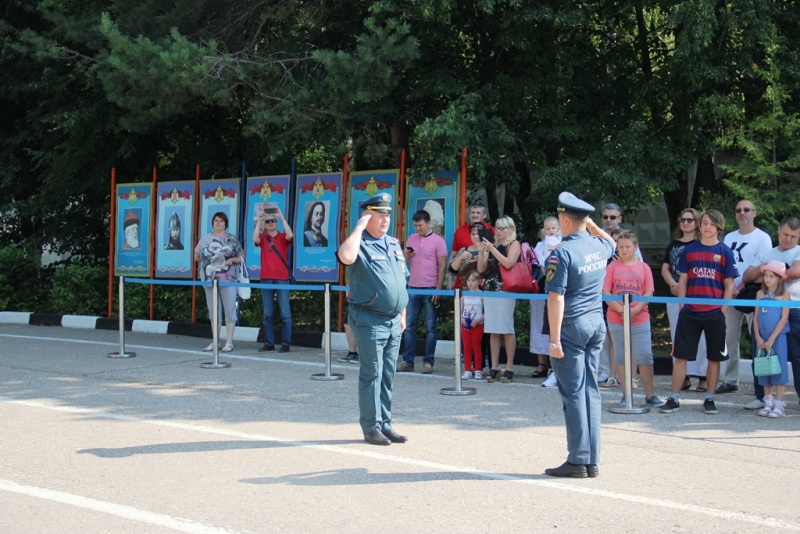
[336,193,409,446]
[544,192,615,478]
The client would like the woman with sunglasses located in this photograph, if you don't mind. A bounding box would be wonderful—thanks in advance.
[477,216,521,383]
[661,208,708,392]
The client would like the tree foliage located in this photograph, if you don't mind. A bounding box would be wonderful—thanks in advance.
[2,0,800,263]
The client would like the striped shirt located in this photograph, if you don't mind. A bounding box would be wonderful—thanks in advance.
[676,240,737,315]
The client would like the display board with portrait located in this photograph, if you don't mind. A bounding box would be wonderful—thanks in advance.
[347,169,399,237]
[243,175,291,280]
[154,181,195,278]
[293,172,342,282]
[404,170,459,250]
[114,183,153,277]
[199,178,241,241]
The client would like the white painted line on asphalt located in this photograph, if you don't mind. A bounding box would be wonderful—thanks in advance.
[2,396,799,531]
[0,478,247,534]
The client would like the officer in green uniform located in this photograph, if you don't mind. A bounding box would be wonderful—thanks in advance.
[544,192,615,478]
[337,193,409,446]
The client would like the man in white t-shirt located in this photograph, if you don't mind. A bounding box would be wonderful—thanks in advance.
[741,217,800,408]
[717,200,773,394]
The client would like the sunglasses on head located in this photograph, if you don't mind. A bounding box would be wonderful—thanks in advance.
[602,214,618,220]
[264,218,277,224]
[680,217,695,223]
[735,207,754,214]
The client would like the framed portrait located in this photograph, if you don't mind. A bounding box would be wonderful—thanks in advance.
[243,175,290,280]
[115,183,153,277]
[199,178,240,238]
[404,170,459,249]
[347,169,399,237]
[155,181,194,278]
[293,172,342,282]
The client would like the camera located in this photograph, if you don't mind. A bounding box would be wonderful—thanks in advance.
[264,207,277,214]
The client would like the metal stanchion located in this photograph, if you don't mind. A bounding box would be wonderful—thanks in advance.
[312,283,344,381]
[609,293,649,414]
[108,277,136,358]
[441,288,476,396]
[201,279,231,369]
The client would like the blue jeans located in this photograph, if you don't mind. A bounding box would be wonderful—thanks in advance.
[402,289,437,366]
[261,280,291,346]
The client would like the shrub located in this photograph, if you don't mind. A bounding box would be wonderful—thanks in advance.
[0,245,50,312]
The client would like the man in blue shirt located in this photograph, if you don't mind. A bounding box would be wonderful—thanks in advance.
[544,192,615,478]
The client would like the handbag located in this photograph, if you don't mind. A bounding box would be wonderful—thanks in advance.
[734,282,761,313]
[237,258,251,300]
[753,348,781,377]
[500,262,538,293]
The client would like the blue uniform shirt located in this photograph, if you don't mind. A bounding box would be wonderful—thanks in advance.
[343,232,409,318]
[546,230,614,320]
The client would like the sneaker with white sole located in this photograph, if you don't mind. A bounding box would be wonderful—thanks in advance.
[473,371,483,380]
[703,398,718,414]
[338,352,359,364]
[646,395,665,407]
[659,397,680,413]
[542,373,558,388]
[462,371,473,380]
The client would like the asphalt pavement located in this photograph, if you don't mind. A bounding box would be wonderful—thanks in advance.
[1,323,799,533]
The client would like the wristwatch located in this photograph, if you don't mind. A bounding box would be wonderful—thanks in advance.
[549,342,561,349]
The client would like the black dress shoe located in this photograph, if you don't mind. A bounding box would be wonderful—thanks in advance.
[544,461,588,478]
[587,464,599,478]
[381,428,408,443]
[715,383,738,394]
[258,344,275,352]
[363,428,391,446]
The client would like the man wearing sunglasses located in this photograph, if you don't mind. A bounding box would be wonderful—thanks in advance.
[718,200,773,394]
[254,206,294,353]
[597,203,641,388]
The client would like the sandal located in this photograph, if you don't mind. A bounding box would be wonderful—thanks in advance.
[221,343,234,352]
[681,378,692,391]
[531,364,548,378]
[758,402,774,417]
[631,378,639,389]
[486,369,501,383]
[501,370,514,383]
[768,401,785,418]
[202,342,217,352]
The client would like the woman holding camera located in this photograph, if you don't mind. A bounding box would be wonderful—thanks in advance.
[477,216,521,383]
[448,222,485,287]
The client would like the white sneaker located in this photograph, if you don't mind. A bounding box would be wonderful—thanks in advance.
[473,371,484,380]
[744,398,766,410]
[542,373,558,388]
[462,371,473,380]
